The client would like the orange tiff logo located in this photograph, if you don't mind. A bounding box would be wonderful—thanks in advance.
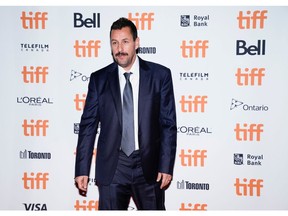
[20,11,48,29]
[237,10,268,29]
[128,12,154,30]
[22,119,49,136]
[22,66,48,83]
[234,123,264,141]
[74,200,99,210]
[74,94,86,111]
[74,40,101,58]
[22,172,49,189]
[179,95,208,113]
[234,178,264,196]
[235,68,265,86]
[179,149,207,167]
[179,203,207,211]
[180,40,209,58]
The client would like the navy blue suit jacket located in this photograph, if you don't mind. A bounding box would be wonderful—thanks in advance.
[75,57,177,185]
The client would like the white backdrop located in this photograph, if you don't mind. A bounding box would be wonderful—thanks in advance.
[1,6,288,210]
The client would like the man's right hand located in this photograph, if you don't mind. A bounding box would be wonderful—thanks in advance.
[75,176,89,192]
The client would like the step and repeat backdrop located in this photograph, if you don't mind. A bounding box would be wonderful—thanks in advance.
[1,6,288,211]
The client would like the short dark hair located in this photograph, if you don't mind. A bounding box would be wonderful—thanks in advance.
[110,17,138,41]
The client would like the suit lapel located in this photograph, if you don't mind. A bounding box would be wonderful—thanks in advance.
[108,63,122,127]
[138,58,151,126]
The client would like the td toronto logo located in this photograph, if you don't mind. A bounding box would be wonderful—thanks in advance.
[230,98,269,111]
[70,70,90,82]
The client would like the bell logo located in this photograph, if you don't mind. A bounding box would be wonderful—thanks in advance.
[74,200,99,210]
[237,10,268,29]
[179,149,207,167]
[128,12,154,30]
[22,119,49,136]
[236,68,265,86]
[236,40,266,56]
[234,178,264,196]
[21,11,48,29]
[22,66,48,84]
[179,95,208,113]
[234,123,264,141]
[74,40,101,58]
[22,172,49,189]
[74,94,86,111]
[74,13,100,28]
[179,203,207,211]
[180,40,209,58]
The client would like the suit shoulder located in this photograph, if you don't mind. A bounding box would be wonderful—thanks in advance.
[144,59,170,72]
[90,62,116,78]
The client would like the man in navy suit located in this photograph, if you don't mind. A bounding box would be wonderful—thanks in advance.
[75,17,177,210]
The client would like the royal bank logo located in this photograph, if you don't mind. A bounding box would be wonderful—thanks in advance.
[234,153,244,165]
[180,14,210,27]
[74,123,101,134]
[70,70,90,82]
[230,98,269,111]
[180,15,190,27]
[74,123,80,134]
[234,153,264,166]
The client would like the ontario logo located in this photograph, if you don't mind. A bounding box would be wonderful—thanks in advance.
[230,98,268,111]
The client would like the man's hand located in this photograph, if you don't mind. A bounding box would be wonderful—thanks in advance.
[75,176,89,196]
[157,172,172,189]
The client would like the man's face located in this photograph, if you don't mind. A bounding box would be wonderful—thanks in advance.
[110,26,139,71]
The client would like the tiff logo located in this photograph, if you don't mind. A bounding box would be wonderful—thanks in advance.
[22,66,48,83]
[234,123,264,141]
[22,119,49,136]
[179,149,207,167]
[180,40,208,58]
[128,12,154,30]
[234,178,264,196]
[236,68,265,86]
[22,172,49,189]
[237,10,268,29]
[74,200,99,210]
[179,95,208,113]
[74,40,101,57]
[21,11,48,29]
[179,203,207,211]
[74,94,86,111]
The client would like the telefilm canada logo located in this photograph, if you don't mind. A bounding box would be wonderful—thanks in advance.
[230,98,269,111]
[180,14,210,27]
[179,72,209,81]
[21,43,49,52]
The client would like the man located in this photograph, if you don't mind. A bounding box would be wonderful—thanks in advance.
[75,17,177,210]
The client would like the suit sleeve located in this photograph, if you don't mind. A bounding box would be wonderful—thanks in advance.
[158,69,177,176]
[75,73,99,178]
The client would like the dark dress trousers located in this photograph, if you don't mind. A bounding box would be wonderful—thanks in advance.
[75,57,177,209]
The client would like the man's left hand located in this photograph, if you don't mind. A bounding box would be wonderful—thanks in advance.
[157,172,172,189]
